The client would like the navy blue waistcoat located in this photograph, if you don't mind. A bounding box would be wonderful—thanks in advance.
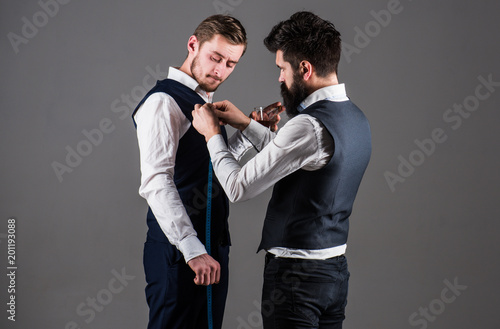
[132,79,230,246]
[258,99,371,251]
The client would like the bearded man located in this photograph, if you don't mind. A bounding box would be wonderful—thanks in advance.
[192,11,372,329]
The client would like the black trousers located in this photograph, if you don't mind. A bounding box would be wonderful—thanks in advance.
[262,253,349,329]
[144,241,229,329]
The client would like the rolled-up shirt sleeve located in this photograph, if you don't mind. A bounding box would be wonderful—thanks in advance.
[135,93,207,263]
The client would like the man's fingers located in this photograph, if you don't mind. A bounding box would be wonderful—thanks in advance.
[212,100,230,111]
[210,266,216,285]
[201,261,219,285]
[204,103,215,112]
[193,269,207,286]
[212,261,220,285]
[215,262,221,284]
[263,101,281,112]
[188,254,221,286]
[214,110,233,128]
[214,108,226,118]
[194,103,215,115]
[201,270,208,286]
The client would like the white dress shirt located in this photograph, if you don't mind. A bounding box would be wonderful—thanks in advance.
[207,84,350,259]
[134,67,252,263]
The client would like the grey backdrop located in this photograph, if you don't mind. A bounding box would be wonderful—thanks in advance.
[1,0,499,328]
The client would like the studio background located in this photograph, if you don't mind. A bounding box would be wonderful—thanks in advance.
[1,0,499,328]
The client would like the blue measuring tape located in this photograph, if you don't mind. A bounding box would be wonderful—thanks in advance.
[206,160,213,329]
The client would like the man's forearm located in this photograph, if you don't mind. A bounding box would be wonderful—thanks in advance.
[241,119,276,152]
[141,181,208,262]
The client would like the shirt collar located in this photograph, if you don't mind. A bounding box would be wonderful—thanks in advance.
[297,83,348,112]
[167,67,213,103]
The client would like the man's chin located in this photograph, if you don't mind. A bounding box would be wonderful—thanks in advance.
[200,80,222,93]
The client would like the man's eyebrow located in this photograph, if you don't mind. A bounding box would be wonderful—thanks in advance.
[212,50,239,64]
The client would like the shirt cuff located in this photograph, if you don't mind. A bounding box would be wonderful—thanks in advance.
[178,235,208,263]
[207,134,228,155]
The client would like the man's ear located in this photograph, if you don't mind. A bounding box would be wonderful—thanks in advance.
[300,60,313,81]
[187,35,199,55]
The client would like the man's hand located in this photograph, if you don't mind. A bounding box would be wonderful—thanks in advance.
[212,100,251,131]
[187,253,221,286]
[192,103,221,142]
[249,102,285,132]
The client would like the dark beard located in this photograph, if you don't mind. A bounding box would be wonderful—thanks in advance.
[280,72,309,118]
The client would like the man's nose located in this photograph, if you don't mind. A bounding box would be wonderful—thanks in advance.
[214,62,226,78]
[278,72,285,83]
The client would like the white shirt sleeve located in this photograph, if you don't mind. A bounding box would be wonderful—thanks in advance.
[207,114,333,203]
[240,119,277,152]
[226,129,255,162]
[134,93,207,263]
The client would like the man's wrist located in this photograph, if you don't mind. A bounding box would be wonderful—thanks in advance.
[236,116,251,131]
[205,127,221,142]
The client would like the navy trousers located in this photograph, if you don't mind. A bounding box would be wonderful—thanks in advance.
[144,241,229,329]
[261,253,349,329]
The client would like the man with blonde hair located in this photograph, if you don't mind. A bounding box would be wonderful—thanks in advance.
[132,15,247,329]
